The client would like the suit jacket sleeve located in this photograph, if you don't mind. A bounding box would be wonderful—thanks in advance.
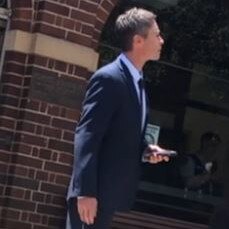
[72,72,119,198]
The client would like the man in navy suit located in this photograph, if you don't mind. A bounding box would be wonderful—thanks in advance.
[66,7,167,229]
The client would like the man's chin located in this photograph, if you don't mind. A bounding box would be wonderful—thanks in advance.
[150,55,160,61]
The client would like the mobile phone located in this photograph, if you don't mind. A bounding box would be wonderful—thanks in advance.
[142,150,177,162]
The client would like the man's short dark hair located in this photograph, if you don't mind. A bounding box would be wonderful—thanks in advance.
[115,7,156,51]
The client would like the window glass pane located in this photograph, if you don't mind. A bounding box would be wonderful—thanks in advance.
[99,0,228,222]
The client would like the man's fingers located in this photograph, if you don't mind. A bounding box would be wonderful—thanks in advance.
[163,156,169,162]
[79,208,91,225]
[88,208,96,225]
[85,209,92,225]
[77,198,97,225]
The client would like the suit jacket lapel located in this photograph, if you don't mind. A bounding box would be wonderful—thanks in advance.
[117,59,142,132]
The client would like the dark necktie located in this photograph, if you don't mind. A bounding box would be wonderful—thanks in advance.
[138,78,145,128]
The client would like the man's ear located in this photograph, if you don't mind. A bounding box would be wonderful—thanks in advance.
[133,34,144,48]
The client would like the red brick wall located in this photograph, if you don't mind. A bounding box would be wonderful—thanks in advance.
[0,0,118,228]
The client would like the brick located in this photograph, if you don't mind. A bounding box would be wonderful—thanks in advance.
[34,23,65,39]
[48,139,73,153]
[44,127,62,139]
[5,187,24,199]
[82,24,94,36]
[74,65,88,78]
[0,162,8,173]
[2,85,21,97]
[52,152,58,161]
[40,102,47,112]
[5,51,27,63]
[3,219,32,229]
[22,88,29,97]
[37,204,65,216]
[16,133,47,147]
[48,59,55,69]
[101,0,115,12]
[0,95,19,107]
[28,169,35,179]
[8,165,28,177]
[45,194,52,204]
[79,1,98,13]
[4,62,25,75]
[24,190,31,200]
[52,195,66,206]
[37,11,55,24]
[59,153,73,165]
[63,131,74,142]
[12,9,32,20]
[1,73,23,85]
[0,117,15,129]
[24,66,33,76]
[0,151,10,162]
[21,212,28,221]
[95,18,104,31]
[48,216,65,227]
[0,106,19,119]
[44,161,72,174]
[33,55,48,67]
[1,209,20,220]
[48,173,55,182]
[48,105,60,116]
[10,19,31,32]
[13,143,32,154]
[32,192,45,202]
[39,148,52,160]
[71,9,95,24]
[93,29,100,41]
[38,1,70,17]
[68,64,74,75]
[36,170,48,181]
[67,0,79,7]
[97,7,109,22]
[36,125,43,135]
[29,213,41,223]
[67,32,91,47]
[61,107,80,120]
[41,183,66,195]
[20,110,50,125]
[16,121,36,133]
[55,60,67,72]
[0,174,7,185]
[0,130,13,151]
[34,225,50,229]
[52,118,75,131]
[55,16,62,26]
[55,174,70,186]
[11,0,32,8]
[7,176,39,190]
[26,99,40,111]
[5,197,36,211]
[63,18,75,30]
[11,154,43,169]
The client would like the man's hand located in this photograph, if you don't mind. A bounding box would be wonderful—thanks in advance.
[77,197,98,225]
[143,145,170,164]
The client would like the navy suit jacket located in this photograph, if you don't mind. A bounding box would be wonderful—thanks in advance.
[67,57,148,211]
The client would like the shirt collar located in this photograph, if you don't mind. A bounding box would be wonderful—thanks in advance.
[119,53,143,83]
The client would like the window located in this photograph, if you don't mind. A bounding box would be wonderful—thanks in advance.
[99,0,229,224]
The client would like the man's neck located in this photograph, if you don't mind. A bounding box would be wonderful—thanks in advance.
[124,51,145,71]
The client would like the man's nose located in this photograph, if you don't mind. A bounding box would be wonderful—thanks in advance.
[160,36,164,45]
